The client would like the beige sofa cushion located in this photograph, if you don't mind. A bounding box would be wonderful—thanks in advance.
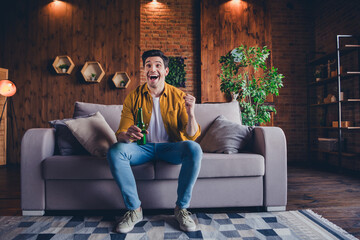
[73,101,123,132]
[155,153,265,180]
[195,101,242,143]
[42,156,155,180]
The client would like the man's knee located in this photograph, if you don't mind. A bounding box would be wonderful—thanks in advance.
[182,141,203,162]
[107,142,128,165]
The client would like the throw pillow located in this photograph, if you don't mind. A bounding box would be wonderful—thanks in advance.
[49,116,92,156]
[199,115,254,154]
[65,111,117,157]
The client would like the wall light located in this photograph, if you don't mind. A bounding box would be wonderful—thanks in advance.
[53,0,61,6]
[224,0,244,12]
[149,0,164,6]
[45,0,71,17]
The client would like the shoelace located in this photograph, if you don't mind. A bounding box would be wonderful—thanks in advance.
[178,209,193,223]
[120,210,137,225]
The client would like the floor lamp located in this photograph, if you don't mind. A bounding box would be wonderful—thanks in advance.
[0,80,17,155]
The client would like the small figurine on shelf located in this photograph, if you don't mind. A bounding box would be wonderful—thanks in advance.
[317,95,322,104]
[58,64,69,73]
[314,69,321,82]
[90,73,96,81]
[327,59,336,78]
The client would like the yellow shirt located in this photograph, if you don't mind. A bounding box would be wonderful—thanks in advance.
[116,83,201,142]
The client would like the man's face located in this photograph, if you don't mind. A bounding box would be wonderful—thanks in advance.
[144,56,169,90]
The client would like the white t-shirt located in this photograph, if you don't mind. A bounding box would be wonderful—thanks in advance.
[147,97,170,143]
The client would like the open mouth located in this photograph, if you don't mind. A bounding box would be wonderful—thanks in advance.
[149,74,159,81]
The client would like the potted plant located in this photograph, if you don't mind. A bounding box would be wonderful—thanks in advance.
[58,64,69,73]
[120,80,126,87]
[165,56,186,87]
[90,73,96,81]
[219,45,284,126]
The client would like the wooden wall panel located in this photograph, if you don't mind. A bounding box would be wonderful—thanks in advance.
[0,0,140,164]
[0,68,8,166]
[200,0,270,102]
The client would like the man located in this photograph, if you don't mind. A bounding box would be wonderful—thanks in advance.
[107,49,203,233]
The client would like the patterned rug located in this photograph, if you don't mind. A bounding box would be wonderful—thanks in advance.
[0,210,357,240]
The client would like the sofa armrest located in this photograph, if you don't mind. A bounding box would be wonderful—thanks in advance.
[21,128,55,214]
[252,126,287,208]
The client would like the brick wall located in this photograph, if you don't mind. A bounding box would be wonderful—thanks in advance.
[268,0,314,163]
[140,0,201,99]
[313,0,360,54]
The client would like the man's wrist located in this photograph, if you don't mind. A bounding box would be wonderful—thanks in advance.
[117,132,131,143]
[188,112,195,119]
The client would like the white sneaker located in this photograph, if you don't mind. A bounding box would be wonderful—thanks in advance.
[115,208,143,233]
[174,207,197,232]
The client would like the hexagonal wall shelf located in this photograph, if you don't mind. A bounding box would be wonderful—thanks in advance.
[81,61,105,83]
[112,72,131,88]
[52,55,75,74]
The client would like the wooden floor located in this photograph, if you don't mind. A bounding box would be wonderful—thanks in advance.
[0,164,359,238]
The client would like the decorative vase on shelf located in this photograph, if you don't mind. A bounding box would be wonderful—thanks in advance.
[61,68,67,73]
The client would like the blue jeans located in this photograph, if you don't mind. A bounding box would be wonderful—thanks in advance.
[107,141,203,210]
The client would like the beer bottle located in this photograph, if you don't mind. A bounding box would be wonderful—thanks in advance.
[136,108,147,145]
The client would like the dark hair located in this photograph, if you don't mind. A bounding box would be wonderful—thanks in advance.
[142,50,169,68]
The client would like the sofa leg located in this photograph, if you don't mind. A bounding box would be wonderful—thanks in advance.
[22,210,45,216]
[265,206,286,212]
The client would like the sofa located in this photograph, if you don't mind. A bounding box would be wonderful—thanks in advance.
[21,101,287,216]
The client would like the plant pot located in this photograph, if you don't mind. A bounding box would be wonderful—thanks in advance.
[231,92,239,101]
[90,76,96,81]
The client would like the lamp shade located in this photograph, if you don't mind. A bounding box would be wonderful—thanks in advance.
[0,80,16,97]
